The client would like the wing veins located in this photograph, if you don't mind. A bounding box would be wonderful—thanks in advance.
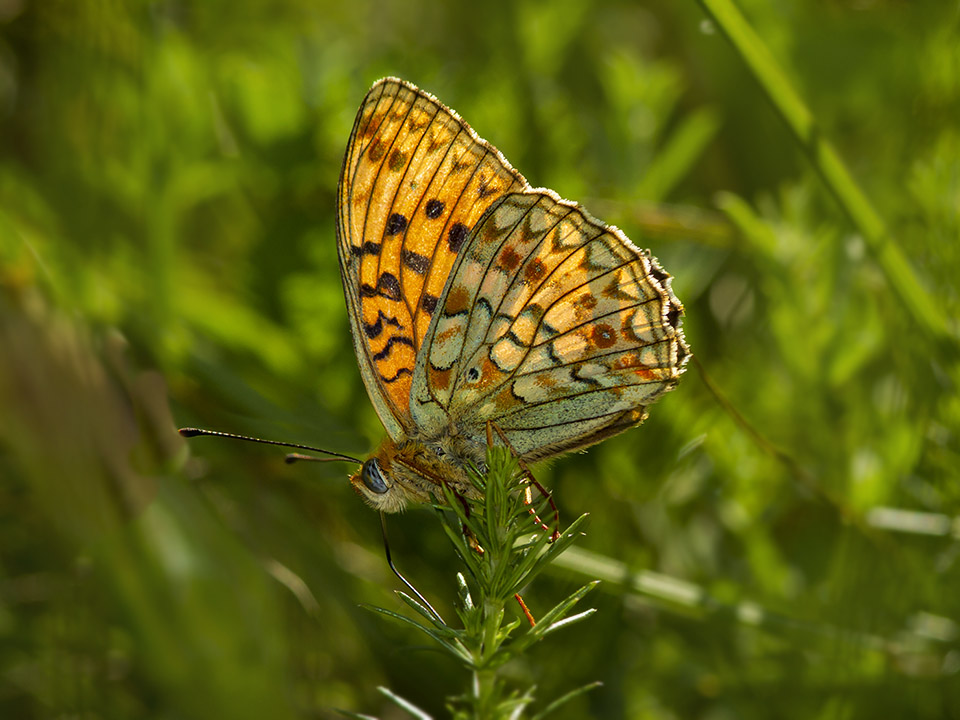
[410,130,494,344]
[497,408,632,432]
[490,378,666,422]
[438,196,576,411]
[481,199,581,328]
[505,281,663,352]
[361,92,418,320]
[418,154,521,410]
[379,99,446,330]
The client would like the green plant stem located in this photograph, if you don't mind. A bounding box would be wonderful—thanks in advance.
[473,667,496,719]
[370,450,596,719]
[695,0,954,349]
[480,598,499,664]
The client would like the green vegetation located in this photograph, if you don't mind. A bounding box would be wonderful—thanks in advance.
[1,1,957,718]
[350,449,597,719]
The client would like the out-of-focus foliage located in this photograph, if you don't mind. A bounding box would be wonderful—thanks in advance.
[1,0,957,718]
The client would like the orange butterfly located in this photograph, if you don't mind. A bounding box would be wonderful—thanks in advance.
[337,78,689,512]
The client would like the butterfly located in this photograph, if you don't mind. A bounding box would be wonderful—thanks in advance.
[338,78,690,513]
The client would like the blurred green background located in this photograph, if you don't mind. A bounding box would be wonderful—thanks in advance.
[1,0,958,717]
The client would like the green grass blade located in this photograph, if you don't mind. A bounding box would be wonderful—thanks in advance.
[696,0,954,348]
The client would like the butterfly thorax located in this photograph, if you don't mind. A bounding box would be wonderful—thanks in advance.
[350,433,483,512]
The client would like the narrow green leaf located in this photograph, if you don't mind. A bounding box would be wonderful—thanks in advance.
[511,582,598,651]
[529,681,603,720]
[394,591,458,633]
[539,608,597,636]
[364,605,472,663]
[377,686,435,720]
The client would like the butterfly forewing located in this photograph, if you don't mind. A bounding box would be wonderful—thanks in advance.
[411,191,689,460]
[337,78,527,437]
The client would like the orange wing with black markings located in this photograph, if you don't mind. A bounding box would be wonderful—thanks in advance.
[337,77,528,438]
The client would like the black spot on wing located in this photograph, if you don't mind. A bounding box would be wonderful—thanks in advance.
[402,249,430,275]
[421,293,438,315]
[448,222,469,253]
[385,213,408,236]
[425,198,445,219]
[349,241,381,259]
[373,335,414,361]
[363,310,403,339]
[376,273,401,301]
[381,366,413,383]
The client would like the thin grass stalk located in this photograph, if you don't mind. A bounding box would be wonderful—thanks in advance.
[695,0,954,350]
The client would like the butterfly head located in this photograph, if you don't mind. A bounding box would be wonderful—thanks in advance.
[350,436,478,513]
[350,438,429,512]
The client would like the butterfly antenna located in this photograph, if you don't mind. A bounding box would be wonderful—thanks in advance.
[178,427,362,464]
[380,512,444,624]
[284,452,353,465]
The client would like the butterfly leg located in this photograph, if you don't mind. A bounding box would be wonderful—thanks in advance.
[436,477,485,555]
[454,493,485,555]
[430,468,485,555]
[486,421,561,542]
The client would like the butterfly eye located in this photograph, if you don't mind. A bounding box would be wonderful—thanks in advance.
[360,458,389,494]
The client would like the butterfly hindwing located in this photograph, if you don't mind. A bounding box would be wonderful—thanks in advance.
[411,190,689,459]
[337,78,527,438]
